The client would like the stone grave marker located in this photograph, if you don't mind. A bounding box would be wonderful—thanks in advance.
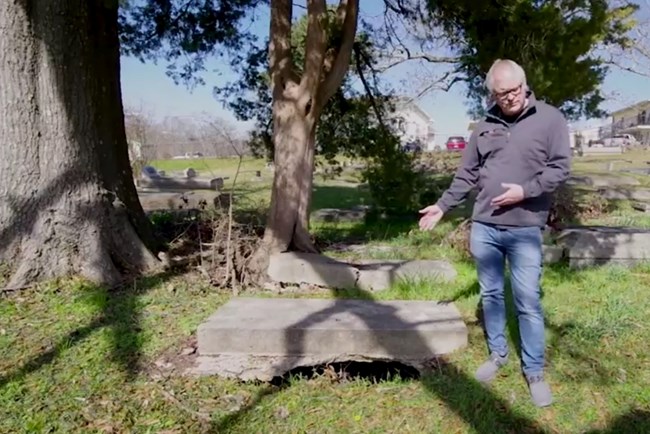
[192,297,468,381]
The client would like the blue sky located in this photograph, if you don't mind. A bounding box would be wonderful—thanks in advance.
[120,2,650,141]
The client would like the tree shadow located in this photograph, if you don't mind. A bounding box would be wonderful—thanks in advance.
[583,410,650,433]
[209,264,548,434]
[0,271,180,388]
[443,267,629,388]
[209,237,642,433]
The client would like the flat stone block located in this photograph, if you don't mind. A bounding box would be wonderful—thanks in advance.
[581,146,624,155]
[542,245,564,264]
[632,202,650,213]
[568,174,640,188]
[267,253,456,290]
[267,252,359,289]
[598,187,650,201]
[311,206,368,223]
[195,297,468,380]
[558,226,650,267]
[355,259,457,291]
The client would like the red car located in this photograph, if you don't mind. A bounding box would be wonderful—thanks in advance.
[446,136,467,151]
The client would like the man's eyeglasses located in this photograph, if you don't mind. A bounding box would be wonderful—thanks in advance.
[493,84,522,100]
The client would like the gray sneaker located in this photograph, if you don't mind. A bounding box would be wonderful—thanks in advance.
[527,374,553,407]
[475,352,508,383]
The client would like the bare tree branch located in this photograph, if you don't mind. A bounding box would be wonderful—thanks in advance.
[269,0,296,95]
[301,0,328,94]
[317,0,359,108]
[377,53,459,72]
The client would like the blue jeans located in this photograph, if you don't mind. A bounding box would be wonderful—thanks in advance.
[469,221,545,377]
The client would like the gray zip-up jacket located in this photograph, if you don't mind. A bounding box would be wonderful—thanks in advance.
[435,92,571,228]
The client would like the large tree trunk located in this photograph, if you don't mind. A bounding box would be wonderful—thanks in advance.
[0,1,160,289]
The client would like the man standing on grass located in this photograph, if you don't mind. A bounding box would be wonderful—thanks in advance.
[418,59,571,407]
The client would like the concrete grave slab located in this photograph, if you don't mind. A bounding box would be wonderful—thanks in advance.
[193,297,468,381]
[567,174,640,188]
[581,146,624,155]
[542,245,564,264]
[557,226,650,267]
[599,187,650,202]
[267,252,457,291]
[138,176,225,191]
[268,252,359,289]
[311,205,369,223]
[632,202,650,213]
[354,259,457,291]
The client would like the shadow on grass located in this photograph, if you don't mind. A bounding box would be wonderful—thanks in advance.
[311,184,371,212]
[585,410,650,433]
[0,271,178,388]
[442,262,628,387]
[209,284,548,434]
[209,254,643,433]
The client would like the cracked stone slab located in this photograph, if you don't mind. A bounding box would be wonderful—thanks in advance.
[267,252,359,289]
[267,252,456,291]
[193,297,468,381]
[557,226,650,267]
[632,202,650,213]
[598,187,650,201]
[354,259,457,291]
[542,245,564,264]
[567,174,639,187]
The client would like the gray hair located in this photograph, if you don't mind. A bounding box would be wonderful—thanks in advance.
[485,59,528,92]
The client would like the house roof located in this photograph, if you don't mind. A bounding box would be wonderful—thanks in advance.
[610,100,650,117]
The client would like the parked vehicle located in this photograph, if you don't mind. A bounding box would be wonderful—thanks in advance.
[445,136,467,151]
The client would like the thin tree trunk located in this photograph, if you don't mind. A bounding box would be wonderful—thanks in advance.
[263,102,318,254]
[247,0,358,281]
[0,1,160,289]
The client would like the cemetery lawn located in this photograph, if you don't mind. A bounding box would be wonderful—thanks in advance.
[1,244,649,433]
[2,150,650,433]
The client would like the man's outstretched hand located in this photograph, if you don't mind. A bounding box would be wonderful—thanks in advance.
[418,204,444,231]
[491,183,524,208]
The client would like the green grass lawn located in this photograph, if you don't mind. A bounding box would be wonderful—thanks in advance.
[1,249,649,433]
[2,152,650,433]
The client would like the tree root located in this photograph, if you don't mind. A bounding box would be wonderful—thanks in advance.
[2,199,161,290]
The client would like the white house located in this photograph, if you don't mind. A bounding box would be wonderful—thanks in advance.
[389,97,437,151]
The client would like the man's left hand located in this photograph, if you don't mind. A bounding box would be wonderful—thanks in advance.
[491,183,524,207]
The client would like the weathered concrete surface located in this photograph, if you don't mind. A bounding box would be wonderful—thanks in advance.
[599,187,650,202]
[542,245,564,264]
[632,202,650,213]
[137,190,232,211]
[193,297,468,381]
[267,252,457,290]
[580,146,624,155]
[311,205,369,223]
[557,226,650,267]
[137,176,224,191]
[354,259,457,290]
[567,174,640,188]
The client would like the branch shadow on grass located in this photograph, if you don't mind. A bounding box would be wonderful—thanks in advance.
[0,271,181,389]
[441,263,634,388]
[0,1,188,389]
[209,266,548,434]
[209,234,642,433]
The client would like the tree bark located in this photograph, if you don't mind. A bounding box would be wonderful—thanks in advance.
[0,1,160,289]
[248,0,358,279]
